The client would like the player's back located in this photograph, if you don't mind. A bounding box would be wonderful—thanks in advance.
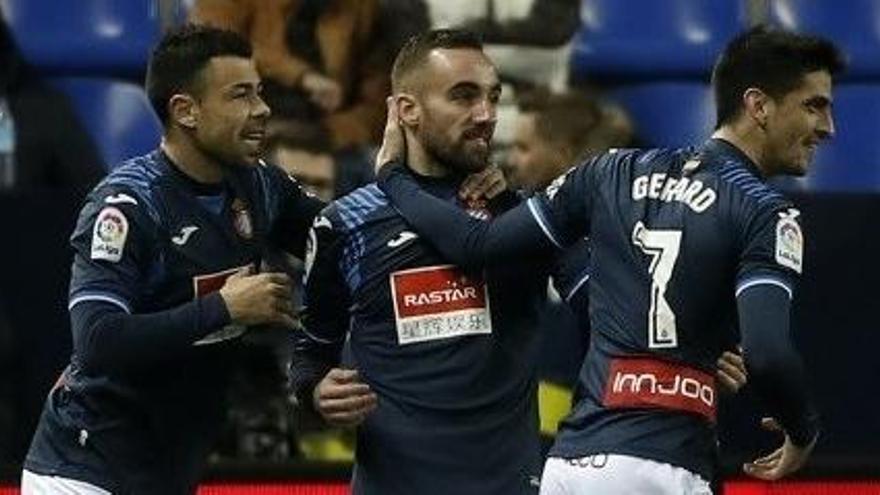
[544,139,797,479]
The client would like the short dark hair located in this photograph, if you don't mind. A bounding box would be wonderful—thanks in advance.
[145,24,252,124]
[712,26,845,128]
[391,29,483,92]
[519,89,603,152]
[518,88,633,159]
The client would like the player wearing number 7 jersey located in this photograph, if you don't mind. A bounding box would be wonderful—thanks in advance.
[374,27,844,493]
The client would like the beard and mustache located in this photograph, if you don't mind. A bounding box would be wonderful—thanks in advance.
[418,121,494,175]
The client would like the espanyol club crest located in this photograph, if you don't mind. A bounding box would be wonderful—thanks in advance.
[231,198,253,239]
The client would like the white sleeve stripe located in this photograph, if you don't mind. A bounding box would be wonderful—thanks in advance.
[526,198,563,248]
[735,278,793,299]
[564,274,591,303]
[299,326,342,345]
[68,294,131,313]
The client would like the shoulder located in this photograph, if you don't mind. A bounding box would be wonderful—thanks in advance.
[325,184,388,230]
[629,146,701,174]
[712,159,791,213]
[578,147,689,180]
[97,152,165,207]
[76,152,165,231]
[249,160,322,202]
[552,147,684,195]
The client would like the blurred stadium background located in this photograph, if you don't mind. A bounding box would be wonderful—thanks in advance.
[0,0,879,493]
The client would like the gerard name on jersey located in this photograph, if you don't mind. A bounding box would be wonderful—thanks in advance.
[632,173,717,213]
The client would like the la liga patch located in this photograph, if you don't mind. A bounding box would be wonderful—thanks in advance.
[775,209,803,273]
[91,207,129,262]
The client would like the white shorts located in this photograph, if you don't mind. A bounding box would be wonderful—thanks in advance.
[21,470,111,495]
[540,454,712,495]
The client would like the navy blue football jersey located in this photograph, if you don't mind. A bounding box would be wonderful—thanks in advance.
[551,236,592,341]
[24,149,322,493]
[531,139,803,478]
[292,178,547,495]
[376,138,808,481]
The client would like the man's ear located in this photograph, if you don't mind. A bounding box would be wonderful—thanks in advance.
[168,93,199,130]
[743,87,774,129]
[396,93,420,128]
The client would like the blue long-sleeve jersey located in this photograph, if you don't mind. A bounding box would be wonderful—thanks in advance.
[291,176,548,495]
[377,138,819,480]
[25,149,323,494]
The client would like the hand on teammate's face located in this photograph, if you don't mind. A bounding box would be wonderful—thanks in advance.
[313,368,378,427]
[375,97,406,175]
[459,166,507,202]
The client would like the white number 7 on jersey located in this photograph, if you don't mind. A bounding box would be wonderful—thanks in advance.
[632,221,682,348]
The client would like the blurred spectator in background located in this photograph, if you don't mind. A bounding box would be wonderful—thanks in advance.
[427,0,581,90]
[461,0,580,47]
[267,131,374,202]
[0,14,104,198]
[506,88,633,192]
[191,0,391,151]
[504,88,633,452]
[377,0,431,61]
[268,132,338,202]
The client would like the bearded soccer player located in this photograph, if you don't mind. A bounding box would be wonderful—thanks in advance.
[375,26,843,493]
[291,29,548,495]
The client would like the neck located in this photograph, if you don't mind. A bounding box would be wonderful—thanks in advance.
[405,130,450,177]
[712,123,773,177]
[161,130,225,184]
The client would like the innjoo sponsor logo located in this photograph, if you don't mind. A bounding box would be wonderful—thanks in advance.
[603,357,716,422]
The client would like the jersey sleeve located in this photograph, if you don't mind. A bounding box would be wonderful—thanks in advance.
[68,188,154,314]
[529,152,612,247]
[737,283,819,446]
[735,200,804,298]
[291,211,351,407]
[735,198,818,446]
[67,187,229,372]
[376,162,553,271]
[262,162,326,258]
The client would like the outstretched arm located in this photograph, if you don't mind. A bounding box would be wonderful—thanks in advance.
[373,97,586,270]
[378,163,552,271]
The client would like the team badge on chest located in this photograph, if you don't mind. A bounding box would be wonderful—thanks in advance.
[231,198,253,239]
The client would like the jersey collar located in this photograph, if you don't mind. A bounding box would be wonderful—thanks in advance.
[701,138,766,180]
